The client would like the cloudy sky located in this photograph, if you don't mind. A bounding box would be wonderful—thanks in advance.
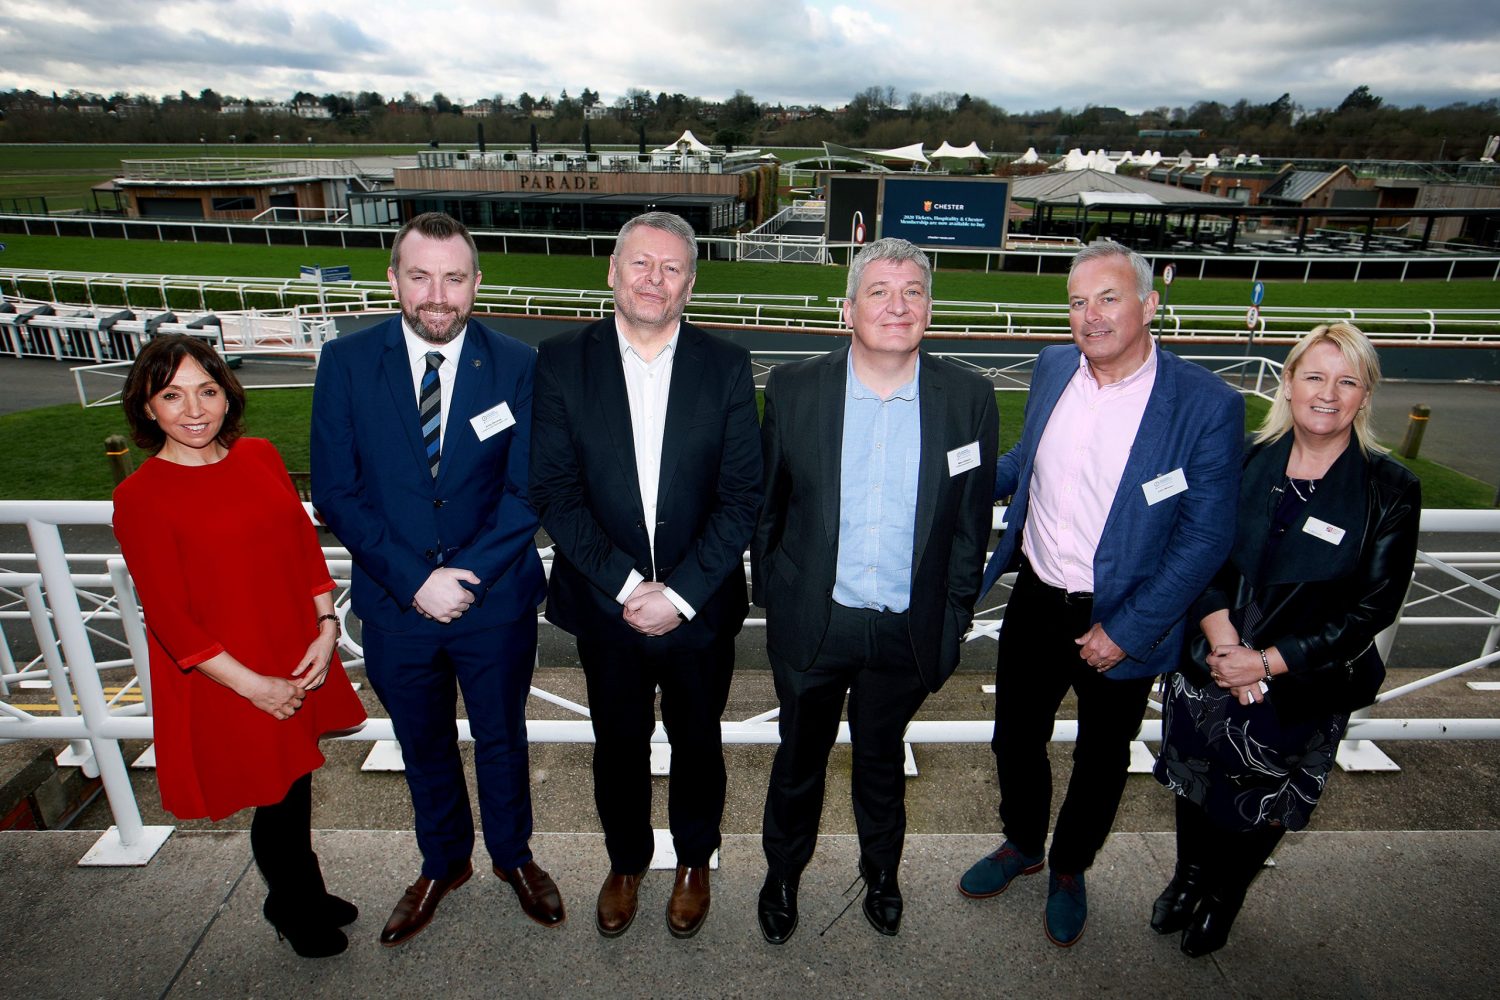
[2,0,1497,113]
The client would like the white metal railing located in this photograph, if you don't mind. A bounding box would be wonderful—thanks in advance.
[9,268,1500,346]
[2,500,1497,865]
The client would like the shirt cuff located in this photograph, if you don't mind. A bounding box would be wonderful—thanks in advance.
[663,587,696,621]
[615,569,645,605]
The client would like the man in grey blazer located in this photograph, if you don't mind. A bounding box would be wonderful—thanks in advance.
[752,238,998,942]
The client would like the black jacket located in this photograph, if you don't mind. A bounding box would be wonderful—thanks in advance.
[1183,433,1421,722]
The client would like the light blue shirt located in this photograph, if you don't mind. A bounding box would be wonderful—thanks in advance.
[833,354,921,612]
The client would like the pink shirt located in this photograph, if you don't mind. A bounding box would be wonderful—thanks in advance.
[1022,346,1158,593]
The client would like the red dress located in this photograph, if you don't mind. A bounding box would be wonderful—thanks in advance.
[112,437,366,820]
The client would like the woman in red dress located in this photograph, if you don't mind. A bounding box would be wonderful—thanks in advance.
[112,334,366,958]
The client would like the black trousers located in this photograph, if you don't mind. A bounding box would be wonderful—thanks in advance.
[579,630,736,873]
[762,603,930,877]
[250,772,320,901]
[991,563,1155,873]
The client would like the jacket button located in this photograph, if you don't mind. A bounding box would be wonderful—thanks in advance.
[433,498,445,508]
[424,549,435,559]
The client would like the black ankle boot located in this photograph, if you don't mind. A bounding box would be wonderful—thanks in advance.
[1150,862,1206,934]
[1180,890,1244,958]
[263,897,349,958]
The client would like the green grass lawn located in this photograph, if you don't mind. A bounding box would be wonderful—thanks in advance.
[0,387,1488,507]
[3,233,1499,312]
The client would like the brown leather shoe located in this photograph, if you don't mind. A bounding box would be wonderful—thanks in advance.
[494,860,566,927]
[595,871,644,938]
[379,860,473,947]
[666,865,711,939]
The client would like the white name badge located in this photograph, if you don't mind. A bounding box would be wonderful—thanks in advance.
[1302,516,1347,546]
[1141,467,1188,505]
[947,441,981,477]
[470,401,515,441]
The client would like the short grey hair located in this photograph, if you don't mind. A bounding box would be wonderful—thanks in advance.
[846,238,933,299]
[614,212,698,273]
[1069,239,1154,301]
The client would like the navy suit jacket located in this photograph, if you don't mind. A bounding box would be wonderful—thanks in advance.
[530,317,763,649]
[310,315,546,632]
[751,347,999,692]
[979,344,1243,679]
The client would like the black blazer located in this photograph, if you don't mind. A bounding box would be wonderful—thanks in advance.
[751,347,999,692]
[530,317,763,648]
[1184,433,1421,721]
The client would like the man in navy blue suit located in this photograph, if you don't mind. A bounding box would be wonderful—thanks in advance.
[312,212,564,946]
[958,240,1243,947]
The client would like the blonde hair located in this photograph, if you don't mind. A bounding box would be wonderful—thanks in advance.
[1255,322,1385,454]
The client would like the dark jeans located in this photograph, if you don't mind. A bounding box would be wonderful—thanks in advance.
[579,631,736,873]
[991,562,1155,873]
[763,603,930,877]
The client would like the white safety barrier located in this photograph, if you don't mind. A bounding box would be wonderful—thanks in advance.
[2,502,1497,865]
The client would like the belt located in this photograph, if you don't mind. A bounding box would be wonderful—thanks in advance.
[1020,559,1093,605]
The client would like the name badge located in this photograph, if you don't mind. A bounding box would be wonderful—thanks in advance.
[947,441,981,477]
[470,401,515,441]
[1302,516,1346,546]
[1141,467,1188,505]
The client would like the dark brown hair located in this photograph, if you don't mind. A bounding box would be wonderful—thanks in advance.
[390,212,479,274]
[121,334,247,452]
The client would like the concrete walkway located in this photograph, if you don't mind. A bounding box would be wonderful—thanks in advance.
[4,828,1496,999]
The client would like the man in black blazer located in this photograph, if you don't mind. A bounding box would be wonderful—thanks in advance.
[531,212,762,939]
[751,238,999,942]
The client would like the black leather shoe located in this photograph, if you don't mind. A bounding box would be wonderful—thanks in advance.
[757,872,799,945]
[860,860,903,936]
[1181,892,1244,958]
[494,860,567,927]
[1150,862,1206,934]
[264,897,348,958]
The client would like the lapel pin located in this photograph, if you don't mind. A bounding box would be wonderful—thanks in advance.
[472,359,482,368]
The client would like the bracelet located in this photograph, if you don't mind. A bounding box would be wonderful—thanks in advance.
[1259,648,1272,682]
[316,613,341,640]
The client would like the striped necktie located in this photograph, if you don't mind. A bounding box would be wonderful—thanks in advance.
[419,351,443,478]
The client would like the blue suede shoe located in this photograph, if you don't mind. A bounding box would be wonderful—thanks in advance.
[1044,870,1087,947]
[958,841,1045,899]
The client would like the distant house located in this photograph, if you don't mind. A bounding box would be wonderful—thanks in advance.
[531,98,555,119]
[583,104,611,120]
[463,99,495,118]
[293,99,331,120]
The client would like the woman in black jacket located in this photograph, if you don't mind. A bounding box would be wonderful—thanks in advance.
[1151,322,1421,957]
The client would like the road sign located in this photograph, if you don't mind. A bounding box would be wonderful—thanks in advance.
[1162,263,1176,286]
[1251,281,1265,306]
[1246,306,1260,329]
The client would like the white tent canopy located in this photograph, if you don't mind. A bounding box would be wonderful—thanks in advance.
[876,142,930,165]
[1016,147,1041,164]
[655,129,713,154]
[931,140,987,160]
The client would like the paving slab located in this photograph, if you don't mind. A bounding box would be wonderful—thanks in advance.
[3,830,1496,999]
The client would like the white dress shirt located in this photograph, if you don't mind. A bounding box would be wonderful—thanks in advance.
[613,325,696,620]
[401,320,467,448]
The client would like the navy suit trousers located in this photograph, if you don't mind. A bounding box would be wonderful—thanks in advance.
[362,616,537,879]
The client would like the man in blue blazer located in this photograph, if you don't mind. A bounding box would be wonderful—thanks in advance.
[311,213,563,946]
[958,240,1242,948]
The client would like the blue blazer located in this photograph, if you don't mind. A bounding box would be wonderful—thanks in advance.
[979,344,1244,679]
[310,315,546,632]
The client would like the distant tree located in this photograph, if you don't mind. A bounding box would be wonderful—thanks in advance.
[432,92,455,114]
[517,91,535,113]
[1338,85,1383,114]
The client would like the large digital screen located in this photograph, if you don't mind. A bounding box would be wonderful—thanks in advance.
[880,177,1010,249]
